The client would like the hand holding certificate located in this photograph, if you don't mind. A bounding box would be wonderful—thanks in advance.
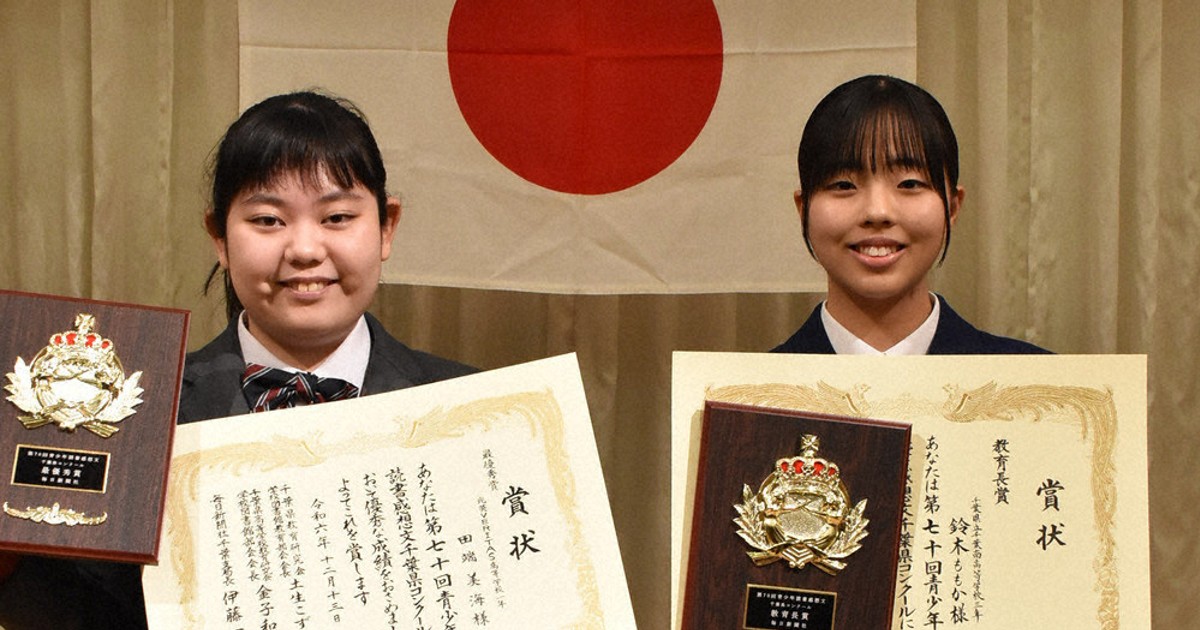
[145,354,634,629]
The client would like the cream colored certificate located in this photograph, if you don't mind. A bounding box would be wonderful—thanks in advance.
[145,354,634,629]
[671,353,1149,630]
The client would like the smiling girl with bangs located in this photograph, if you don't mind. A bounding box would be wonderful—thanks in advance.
[774,75,1049,355]
[0,91,478,630]
[186,90,477,421]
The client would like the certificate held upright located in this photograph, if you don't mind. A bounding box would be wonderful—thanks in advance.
[0,290,187,564]
[682,400,910,630]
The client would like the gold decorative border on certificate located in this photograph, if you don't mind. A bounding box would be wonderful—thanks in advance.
[705,381,1120,630]
[165,390,604,628]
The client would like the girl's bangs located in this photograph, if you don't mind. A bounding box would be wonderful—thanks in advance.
[253,131,366,195]
[840,108,932,178]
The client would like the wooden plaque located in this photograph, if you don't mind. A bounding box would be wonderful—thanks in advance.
[682,400,910,630]
[0,290,187,564]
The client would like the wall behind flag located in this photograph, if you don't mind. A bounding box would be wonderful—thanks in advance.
[238,0,917,294]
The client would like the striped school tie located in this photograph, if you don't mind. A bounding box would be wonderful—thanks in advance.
[240,363,360,413]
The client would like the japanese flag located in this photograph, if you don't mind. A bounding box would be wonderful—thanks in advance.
[239,0,915,293]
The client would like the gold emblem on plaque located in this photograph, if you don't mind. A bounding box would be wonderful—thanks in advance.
[2,502,107,526]
[5,313,143,437]
[734,434,868,575]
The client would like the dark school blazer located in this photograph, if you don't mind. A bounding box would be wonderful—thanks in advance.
[178,312,478,423]
[772,295,1051,355]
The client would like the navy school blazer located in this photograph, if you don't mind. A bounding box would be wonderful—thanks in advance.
[772,295,1050,355]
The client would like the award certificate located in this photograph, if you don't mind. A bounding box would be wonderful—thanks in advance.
[672,353,1150,630]
[145,354,634,629]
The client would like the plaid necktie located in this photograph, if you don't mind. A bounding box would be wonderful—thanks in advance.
[240,363,360,413]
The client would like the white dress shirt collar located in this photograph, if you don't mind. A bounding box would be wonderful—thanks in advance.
[820,294,940,355]
[237,313,370,388]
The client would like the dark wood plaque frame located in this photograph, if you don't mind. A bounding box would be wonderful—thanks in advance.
[682,400,911,630]
[0,290,187,564]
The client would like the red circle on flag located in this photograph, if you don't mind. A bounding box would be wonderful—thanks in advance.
[447,1,723,195]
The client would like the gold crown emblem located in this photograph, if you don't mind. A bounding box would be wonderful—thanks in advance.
[775,434,841,481]
[5,313,142,438]
[47,314,114,356]
[734,434,868,575]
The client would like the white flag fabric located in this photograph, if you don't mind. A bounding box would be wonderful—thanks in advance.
[239,0,915,294]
